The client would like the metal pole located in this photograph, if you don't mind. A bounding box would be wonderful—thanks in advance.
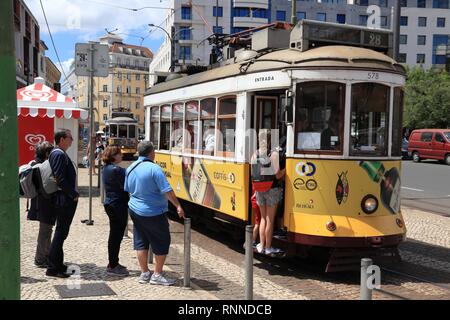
[291,0,297,25]
[245,225,253,300]
[184,218,191,288]
[86,43,95,225]
[360,258,373,300]
[148,247,153,264]
[0,0,20,299]
[393,0,401,60]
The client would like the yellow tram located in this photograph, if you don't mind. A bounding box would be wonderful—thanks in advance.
[144,21,406,271]
[105,115,139,158]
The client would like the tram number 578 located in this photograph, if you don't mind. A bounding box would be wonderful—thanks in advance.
[367,72,379,80]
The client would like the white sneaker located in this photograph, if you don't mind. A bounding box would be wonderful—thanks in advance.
[256,243,265,254]
[138,271,151,284]
[150,272,176,286]
[265,247,283,255]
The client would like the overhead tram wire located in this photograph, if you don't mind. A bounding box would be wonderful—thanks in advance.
[39,0,69,83]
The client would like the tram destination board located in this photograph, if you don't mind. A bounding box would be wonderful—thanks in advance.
[291,20,393,56]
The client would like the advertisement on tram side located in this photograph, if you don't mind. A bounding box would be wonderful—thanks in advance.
[154,153,249,221]
[284,159,404,237]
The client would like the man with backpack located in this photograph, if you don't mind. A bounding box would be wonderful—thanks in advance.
[27,141,56,268]
[46,129,79,278]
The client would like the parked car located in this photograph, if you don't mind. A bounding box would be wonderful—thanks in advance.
[408,129,450,165]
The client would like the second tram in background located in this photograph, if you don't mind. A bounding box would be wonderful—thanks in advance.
[144,20,407,272]
[104,111,138,158]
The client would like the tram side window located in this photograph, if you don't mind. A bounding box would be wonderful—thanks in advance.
[350,83,390,156]
[185,100,200,153]
[171,103,184,152]
[160,105,171,150]
[200,98,216,155]
[391,88,404,157]
[218,96,236,157]
[150,106,160,148]
[109,124,117,138]
[295,82,345,153]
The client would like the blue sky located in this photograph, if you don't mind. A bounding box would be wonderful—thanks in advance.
[24,0,171,81]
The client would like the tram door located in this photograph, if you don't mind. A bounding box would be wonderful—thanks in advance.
[253,95,286,232]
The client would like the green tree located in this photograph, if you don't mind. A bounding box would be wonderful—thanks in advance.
[404,67,450,129]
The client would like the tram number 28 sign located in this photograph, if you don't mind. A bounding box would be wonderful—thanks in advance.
[75,43,109,77]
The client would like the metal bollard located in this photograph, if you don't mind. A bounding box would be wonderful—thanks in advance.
[360,258,373,300]
[245,225,253,300]
[184,218,191,288]
[148,247,153,264]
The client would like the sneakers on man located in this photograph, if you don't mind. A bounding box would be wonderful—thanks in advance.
[149,272,176,286]
[107,264,129,276]
[256,243,265,254]
[138,271,151,284]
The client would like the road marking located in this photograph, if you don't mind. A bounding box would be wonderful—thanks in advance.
[401,187,424,192]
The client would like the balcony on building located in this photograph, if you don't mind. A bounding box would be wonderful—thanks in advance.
[233,7,269,28]
[233,0,269,7]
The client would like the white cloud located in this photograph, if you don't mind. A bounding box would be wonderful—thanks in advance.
[25,0,171,39]
[57,57,74,79]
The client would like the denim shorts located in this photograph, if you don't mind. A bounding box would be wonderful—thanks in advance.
[255,187,283,207]
[129,209,171,255]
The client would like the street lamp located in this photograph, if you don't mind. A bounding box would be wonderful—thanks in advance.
[148,24,194,72]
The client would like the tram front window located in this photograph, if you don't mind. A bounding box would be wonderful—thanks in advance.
[295,82,345,153]
[350,83,390,156]
[118,125,127,138]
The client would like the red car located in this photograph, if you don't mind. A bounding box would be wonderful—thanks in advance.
[408,129,450,165]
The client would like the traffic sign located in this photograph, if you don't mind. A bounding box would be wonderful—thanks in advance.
[75,43,109,77]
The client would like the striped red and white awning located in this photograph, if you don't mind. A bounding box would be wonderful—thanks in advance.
[17,77,88,120]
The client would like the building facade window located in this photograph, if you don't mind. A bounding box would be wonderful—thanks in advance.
[126,86,131,94]
[359,15,368,26]
[179,26,191,40]
[276,10,286,21]
[398,53,407,63]
[118,71,122,80]
[400,16,408,26]
[213,6,223,17]
[418,17,427,27]
[136,87,140,94]
[317,13,326,22]
[416,54,425,64]
[433,0,449,8]
[103,100,108,108]
[359,0,369,5]
[433,35,449,64]
[136,74,140,80]
[136,102,140,109]
[400,35,408,44]
[179,46,191,60]
[417,35,426,45]
[252,8,268,18]
[297,12,306,20]
[103,85,108,92]
[337,14,346,24]
[379,0,388,7]
[233,7,250,17]
[437,17,446,27]
[213,26,223,34]
[181,6,192,20]
[103,114,107,121]
[400,0,407,6]
[417,0,426,7]
[117,86,121,93]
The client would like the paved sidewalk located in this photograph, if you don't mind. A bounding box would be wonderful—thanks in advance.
[20,168,216,300]
[20,168,450,300]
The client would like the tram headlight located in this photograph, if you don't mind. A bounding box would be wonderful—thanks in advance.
[361,195,378,214]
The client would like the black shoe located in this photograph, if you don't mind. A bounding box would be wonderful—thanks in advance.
[46,270,70,278]
[34,261,48,269]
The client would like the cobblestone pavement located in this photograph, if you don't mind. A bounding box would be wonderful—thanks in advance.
[20,169,450,300]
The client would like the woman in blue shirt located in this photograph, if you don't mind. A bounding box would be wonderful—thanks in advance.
[102,146,129,276]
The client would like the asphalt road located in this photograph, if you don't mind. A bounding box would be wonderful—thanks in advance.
[401,160,450,217]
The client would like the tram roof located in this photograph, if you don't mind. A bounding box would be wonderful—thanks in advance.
[105,117,137,124]
[145,46,406,96]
